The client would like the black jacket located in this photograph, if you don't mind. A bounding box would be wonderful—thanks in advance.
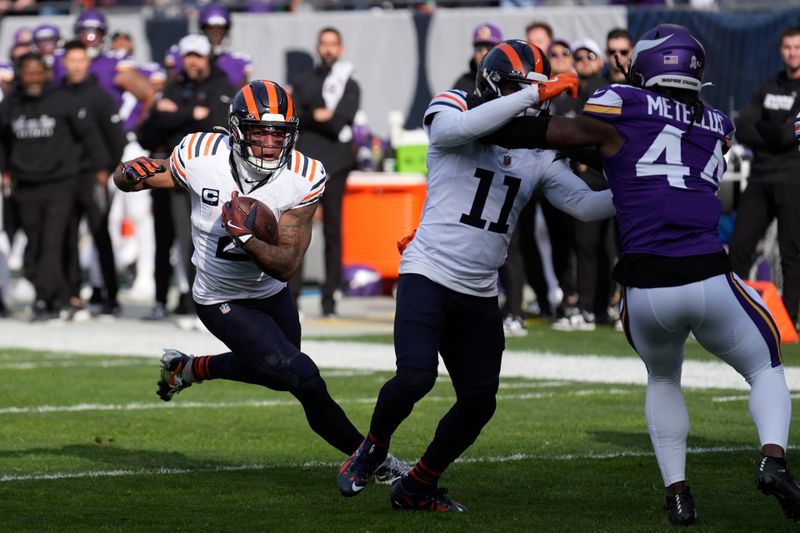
[0,83,109,184]
[138,67,235,154]
[292,63,360,176]
[736,71,800,184]
[64,74,127,174]
[452,58,478,94]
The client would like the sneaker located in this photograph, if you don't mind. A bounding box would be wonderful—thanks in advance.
[157,349,194,402]
[96,302,121,321]
[374,454,411,485]
[756,456,800,521]
[551,307,596,332]
[30,300,55,322]
[389,477,466,512]
[665,486,697,526]
[142,303,168,321]
[88,287,104,315]
[338,438,388,497]
[503,315,528,337]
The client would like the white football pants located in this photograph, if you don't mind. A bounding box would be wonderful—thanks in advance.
[621,272,791,486]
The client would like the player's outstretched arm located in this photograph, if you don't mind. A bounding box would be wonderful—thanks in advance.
[113,157,175,192]
[239,203,316,282]
[428,74,578,149]
[540,157,616,222]
[546,116,624,158]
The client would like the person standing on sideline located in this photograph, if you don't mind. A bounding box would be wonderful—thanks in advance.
[61,39,127,318]
[730,26,800,329]
[114,79,408,487]
[290,27,360,317]
[451,23,502,93]
[0,53,108,320]
[517,24,800,525]
[337,41,613,511]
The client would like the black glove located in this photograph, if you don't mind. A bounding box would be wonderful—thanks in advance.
[118,157,166,185]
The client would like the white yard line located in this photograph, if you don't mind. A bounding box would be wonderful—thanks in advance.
[0,389,632,415]
[1,319,798,391]
[0,445,773,483]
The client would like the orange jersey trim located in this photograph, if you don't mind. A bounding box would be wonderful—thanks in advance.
[439,93,467,111]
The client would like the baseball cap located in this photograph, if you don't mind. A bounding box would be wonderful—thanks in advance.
[571,37,603,58]
[178,34,211,57]
[472,23,502,46]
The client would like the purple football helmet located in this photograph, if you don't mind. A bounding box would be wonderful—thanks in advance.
[33,24,61,42]
[343,264,382,297]
[13,27,33,46]
[74,9,108,34]
[32,24,61,56]
[200,4,231,29]
[629,24,705,93]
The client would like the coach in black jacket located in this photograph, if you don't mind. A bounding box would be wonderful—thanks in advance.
[291,27,360,317]
[731,26,800,327]
[0,53,109,319]
[137,34,235,317]
[62,39,128,317]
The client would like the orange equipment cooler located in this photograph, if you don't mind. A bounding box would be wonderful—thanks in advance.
[342,172,427,279]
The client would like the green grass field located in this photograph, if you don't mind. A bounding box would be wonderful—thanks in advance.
[1,322,799,532]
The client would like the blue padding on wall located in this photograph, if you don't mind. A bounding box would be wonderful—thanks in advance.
[627,9,800,115]
[145,17,189,64]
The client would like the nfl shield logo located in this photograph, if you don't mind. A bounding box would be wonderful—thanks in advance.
[219,303,231,314]
[503,155,512,166]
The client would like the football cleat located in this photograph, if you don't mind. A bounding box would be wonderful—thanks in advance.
[756,456,800,521]
[157,349,194,402]
[374,454,411,486]
[389,478,466,512]
[337,438,388,497]
[665,486,697,526]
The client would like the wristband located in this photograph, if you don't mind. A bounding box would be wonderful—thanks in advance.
[233,233,253,248]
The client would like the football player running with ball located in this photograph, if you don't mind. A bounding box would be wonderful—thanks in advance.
[337,40,616,511]
[516,24,800,524]
[114,80,408,483]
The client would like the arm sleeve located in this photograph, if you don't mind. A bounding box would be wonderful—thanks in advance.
[735,84,767,150]
[168,134,192,190]
[296,79,360,141]
[755,116,796,150]
[426,88,540,148]
[68,102,110,173]
[293,159,326,209]
[540,156,615,221]
[95,90,127,169]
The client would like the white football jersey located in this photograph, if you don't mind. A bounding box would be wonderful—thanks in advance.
[169,132,326,305]
[402,90,604,296]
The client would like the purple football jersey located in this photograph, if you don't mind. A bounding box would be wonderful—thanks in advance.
[583,84,734,258]
[0,60,14,83]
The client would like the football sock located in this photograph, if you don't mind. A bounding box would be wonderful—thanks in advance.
[645,374,689,486]
[749,365,791,451]
[189,355,212,382]
[367,431,389,450]
[404,459,441,493]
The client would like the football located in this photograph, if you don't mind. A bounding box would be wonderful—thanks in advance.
[240,196,279,245]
